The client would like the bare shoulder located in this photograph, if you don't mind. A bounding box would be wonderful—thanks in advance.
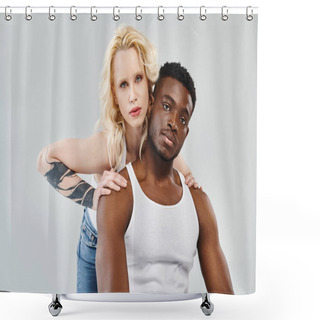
[98,167,133,213]
[118,166,130,181]
[87,130,112,172]
[95,129,108,140]
[189,187,216,225]
[189,187,210,206]
[89,130,115,154]
[97,168,133,234]
[91,130,108,148]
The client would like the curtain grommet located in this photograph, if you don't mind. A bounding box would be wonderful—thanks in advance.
[200,6,207,21]
[157,6,164,21]
[25,6,32,21]
[135,6,142,21]
[113,6,120,21]
[49,6,56,21]
[246,6,254,21]
[177,6,184,21]
[90,6,97,21]
[4,6,12,21]
[70,6,77,21]
[221,6,228,21]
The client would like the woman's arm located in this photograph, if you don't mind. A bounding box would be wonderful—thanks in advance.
[37,132,126,210]
[174,153,199,188]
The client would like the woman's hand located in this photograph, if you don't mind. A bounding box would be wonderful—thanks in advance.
[93,169,127,210]
[184,172,201,190]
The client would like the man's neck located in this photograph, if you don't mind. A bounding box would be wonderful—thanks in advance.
[136,139,175,182]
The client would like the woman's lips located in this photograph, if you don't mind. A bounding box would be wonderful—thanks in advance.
[130,107,141,117]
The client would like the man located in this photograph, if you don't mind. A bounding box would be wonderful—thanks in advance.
[96,62,234,295]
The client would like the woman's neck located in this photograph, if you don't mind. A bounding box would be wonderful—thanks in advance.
[125,125,143,162]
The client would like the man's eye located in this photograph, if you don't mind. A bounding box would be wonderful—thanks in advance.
[120,82,127,88]
[163,104,170,111]
[180,117,186,125]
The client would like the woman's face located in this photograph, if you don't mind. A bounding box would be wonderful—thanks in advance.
[112,47,149,129]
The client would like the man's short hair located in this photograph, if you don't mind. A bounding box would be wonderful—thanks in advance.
[154,62,196,111]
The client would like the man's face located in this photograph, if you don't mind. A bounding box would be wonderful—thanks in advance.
[148,77,193,161]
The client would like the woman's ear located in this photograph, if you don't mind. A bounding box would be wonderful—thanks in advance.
[147,105,152,118]
[112,85,118,105]
[149,94,154,105]
[147,95,154,117]
[148,94,154,109]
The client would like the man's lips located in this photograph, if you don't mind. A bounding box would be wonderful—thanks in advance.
[130,107,141,117]
[162,131,176,147]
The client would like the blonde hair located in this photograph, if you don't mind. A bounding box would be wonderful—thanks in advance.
[96,25,158,171]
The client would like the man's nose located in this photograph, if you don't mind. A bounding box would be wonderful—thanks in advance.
[168,113,178,132]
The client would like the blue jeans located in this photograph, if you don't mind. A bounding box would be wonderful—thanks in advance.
[77,208,98,293]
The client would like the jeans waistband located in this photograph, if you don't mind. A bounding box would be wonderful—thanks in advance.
[83,207,98,236]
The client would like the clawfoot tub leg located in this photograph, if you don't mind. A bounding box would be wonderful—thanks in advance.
[48,294,63,317]
[200,293,214,316]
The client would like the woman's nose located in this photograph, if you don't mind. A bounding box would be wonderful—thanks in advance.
[130,87,137,104]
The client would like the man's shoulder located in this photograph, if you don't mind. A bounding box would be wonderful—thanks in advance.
[99,167,132,209]
[189,186,209,203]
[118,166,130,181]
[188,187,214,220]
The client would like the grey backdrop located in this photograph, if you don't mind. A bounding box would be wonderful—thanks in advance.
[0,13,257,294]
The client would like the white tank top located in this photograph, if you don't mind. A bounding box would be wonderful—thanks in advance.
[125,162,199,294]
[87,141,127,230]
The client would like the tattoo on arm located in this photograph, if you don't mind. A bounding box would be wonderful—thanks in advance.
[44,148,94,209]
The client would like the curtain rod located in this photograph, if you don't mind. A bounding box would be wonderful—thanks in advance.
[0,6,259,14]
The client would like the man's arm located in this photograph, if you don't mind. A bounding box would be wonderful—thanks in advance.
[190,188,234,294]
[96,169,133,292]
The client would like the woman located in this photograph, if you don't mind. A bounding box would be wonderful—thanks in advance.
[37,25,197,293]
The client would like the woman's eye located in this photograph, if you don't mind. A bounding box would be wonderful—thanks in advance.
[136,75,142,82]
[180,117,186,125]
[120,82,127,88]
[163,104,170,111]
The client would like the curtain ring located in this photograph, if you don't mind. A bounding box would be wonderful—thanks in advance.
[135,6,142,21]
[90,6,97,21]
[49,6,56,21]
[177,6,184,21]
[221,6,228,21]
[200,6,207,21]
[246,6,253,21]
[157,6,164,21]
[25,6,32,21]
[4,6,12,21]
[70,6,77,21]
[113,6,120,21]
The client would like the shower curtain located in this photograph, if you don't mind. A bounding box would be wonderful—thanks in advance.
[0,7,257,295]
